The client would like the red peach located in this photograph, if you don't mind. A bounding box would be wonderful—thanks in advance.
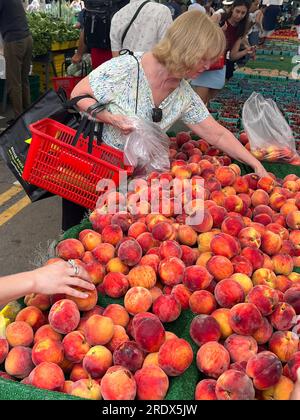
[89,212,112,233]
[246,351,282,390]
[183,265,212,291]
[158,257,185,286]
[286,211,300,230]
[29,362,65,391]
[16,306,46,332]
[221,216,245,237]
[252,268,277,288]
[107,325,129,353]
[257,177,276,193]
[62,331,90,363]
[152,294,181,323]
[113,341,144,373]
[80,230,102,252]
[272,254,294,275]
[207,256,234,281]
[0,338,9,364]
[231,256,253,277]
[124,287,153,315]
[5,321,34,347]
[101,366,136,400]
[211,308,233,339]
[83,345,113,379]
[34,324,62,344]
[251,189,270,207]
[195,379,217,400]
[128,222,148,239]
[238,227,261,249]
[56,238,85,260]
[224,334,258,363]
[269,331,299,362]
[140,254,160,273]
[31,337,64,366]
[24,293,51,311]
[70,364,89,382]
[190,315,221,346]
[261,375,294,400]
[132,313,165,353]
[215,369,255,400]
[137,232,160,254]
[92,243,115,264]
[252,317,273,345]
[159,240,182,260]
[284,286,300,314]
[102,304,129,328]
[229,303,263,335]
[285,352,300,381]
[240,247,264,271]
[181,245,198,267]
[210,233,240,259]
[246,285,279,316]
[71,378,102,400]
[270,303,296,331]
[214,279,245,309]
[106,257,129,275]
[215,167,236,187]
[117,239,142,266]
[134,366,169,400]
[196,342,230,379]
[189,290,217,315]
[158,338,193,376]
[127,265,157,289]
[102,272,129,298]
[171,284,192,310]
[5,346,34,379]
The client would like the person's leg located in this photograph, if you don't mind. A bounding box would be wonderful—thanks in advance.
[62,198,87,231]
[21,36,33,111]
[3,40,23,118]
[193,86,211,105]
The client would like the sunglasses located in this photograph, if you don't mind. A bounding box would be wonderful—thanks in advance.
[152,107,163,123]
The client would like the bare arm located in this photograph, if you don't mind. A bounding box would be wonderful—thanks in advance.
[230,37,253,61]
[0,261,95,306]
[72,29,87,64]
[187,116,269,177]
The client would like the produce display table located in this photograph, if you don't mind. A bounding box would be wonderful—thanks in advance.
[0,158,299,400]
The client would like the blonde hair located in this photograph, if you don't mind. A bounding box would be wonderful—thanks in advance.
[153,11,226,78]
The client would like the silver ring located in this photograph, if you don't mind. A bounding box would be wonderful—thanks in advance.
[68,259,79,277]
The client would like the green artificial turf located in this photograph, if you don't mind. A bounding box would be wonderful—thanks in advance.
[1,159,300,400]
[245,56,294,72]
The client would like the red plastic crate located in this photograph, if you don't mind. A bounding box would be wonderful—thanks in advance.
[52,76,83,98]
[23,118,133,209]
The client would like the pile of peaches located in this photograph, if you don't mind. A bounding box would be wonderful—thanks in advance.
[2,131,300,400]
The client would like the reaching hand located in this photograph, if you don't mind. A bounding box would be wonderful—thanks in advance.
[72,52,83,64]
[32,260,95,299]
[254,163,270,178]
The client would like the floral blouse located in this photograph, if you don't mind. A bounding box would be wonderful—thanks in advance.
[88,52,210,150]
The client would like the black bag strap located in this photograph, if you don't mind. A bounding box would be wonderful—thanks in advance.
[121,0,150,47]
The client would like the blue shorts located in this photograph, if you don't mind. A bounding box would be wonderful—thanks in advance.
[190,66,226,90]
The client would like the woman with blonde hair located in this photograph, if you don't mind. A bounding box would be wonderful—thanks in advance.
[68,11,268,229]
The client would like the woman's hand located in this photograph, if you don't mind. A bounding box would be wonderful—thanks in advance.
[253,163,270,178]
[32,261,95,299]
[109,114,135,135]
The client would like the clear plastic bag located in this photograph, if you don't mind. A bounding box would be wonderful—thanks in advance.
[242,92,300,164]
[123,117,170,177]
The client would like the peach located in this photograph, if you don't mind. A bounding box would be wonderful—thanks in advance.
[83,345,113,379]
[171,284,192,310]
[158,257,185,286]
[232,176,249,193]
[152,294,181,323]
[102,272,129,298]
[280,202,298,217]
[189,290,217,315]
[229,303,263,335]
[269,331,299,362]
[289,230,300,252]
[197,342,230,379]
[215,369,255,400]
[215,167,236,187]
[211,308,233,339]
[124,287,153,315]
[71,378,102,400]
[83,305,104,319]
[267,223,289,240]
[67,286,98,312]
[207,256,234,281]
[183,265,212,291]
[106,258,128,275]
[89,211,112,233]
[34,324,62,344]
[102,304,130,328]
[246,285,279,316]
[143,352,160,368]
[272,254,294,275]
[82,251,97,264]
[84,315,114,346]
[246,351,282,390]
[188,208,213,234]
[253,213,273,226]
[231,256,253,277]
[286,211,300,230]
[137,232,160,254]
[211,190,226,206]
[224,195,244,214]
[197,232,217,253]
[196,251,214,267]
[29,362,65,391]
[140,254,160,273]
[190,315,221,346]
[209,205,227,228]
[70,364,89,382]
[0,338,9,364]
[252,268,277,289]
[128,222,148,239]
[261,231,282,256]
[214,279,245,309]
[61,331,90,363]
[181,245,198,267]
[230,273,253,295]
[152,222,174,241]
[238,227,261,249]
[5,346,34,379]
[101,224,123,246]
[253,204,274,218]
[177,225,197,246]
[85,261,106,286]
[132,313,165,353]
[284,286,300,314]
[16,306,46,332]
[5,321,34,347]
[195,379,217,400]
[107,325,129,353]
[158,338,193,376]
[113,341,144,373]
[32,338,64,366]
[111,211,133,232]
[101,366,136,400]
[134,366,169,400]
[245,173,259,189]
[149,286,163,302]
[263,253,275,271]
[127,265,157,289]
[221,216,245,237]
[261,375,294,400]
[252,317,273,345]
[276,275,292,293]
[80,230,102,252]
[270,303,296,331]
[225,334,258,363]
[251,189,270,207]
[56,238,85,260]
[222,186,237,196]
[210,233,240,259]
[257,177,276,193]
[159,240,182,260]
[269,192,286,211]
[284,352,300,381]
[92,243,115,264]
[24,293,51,311]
